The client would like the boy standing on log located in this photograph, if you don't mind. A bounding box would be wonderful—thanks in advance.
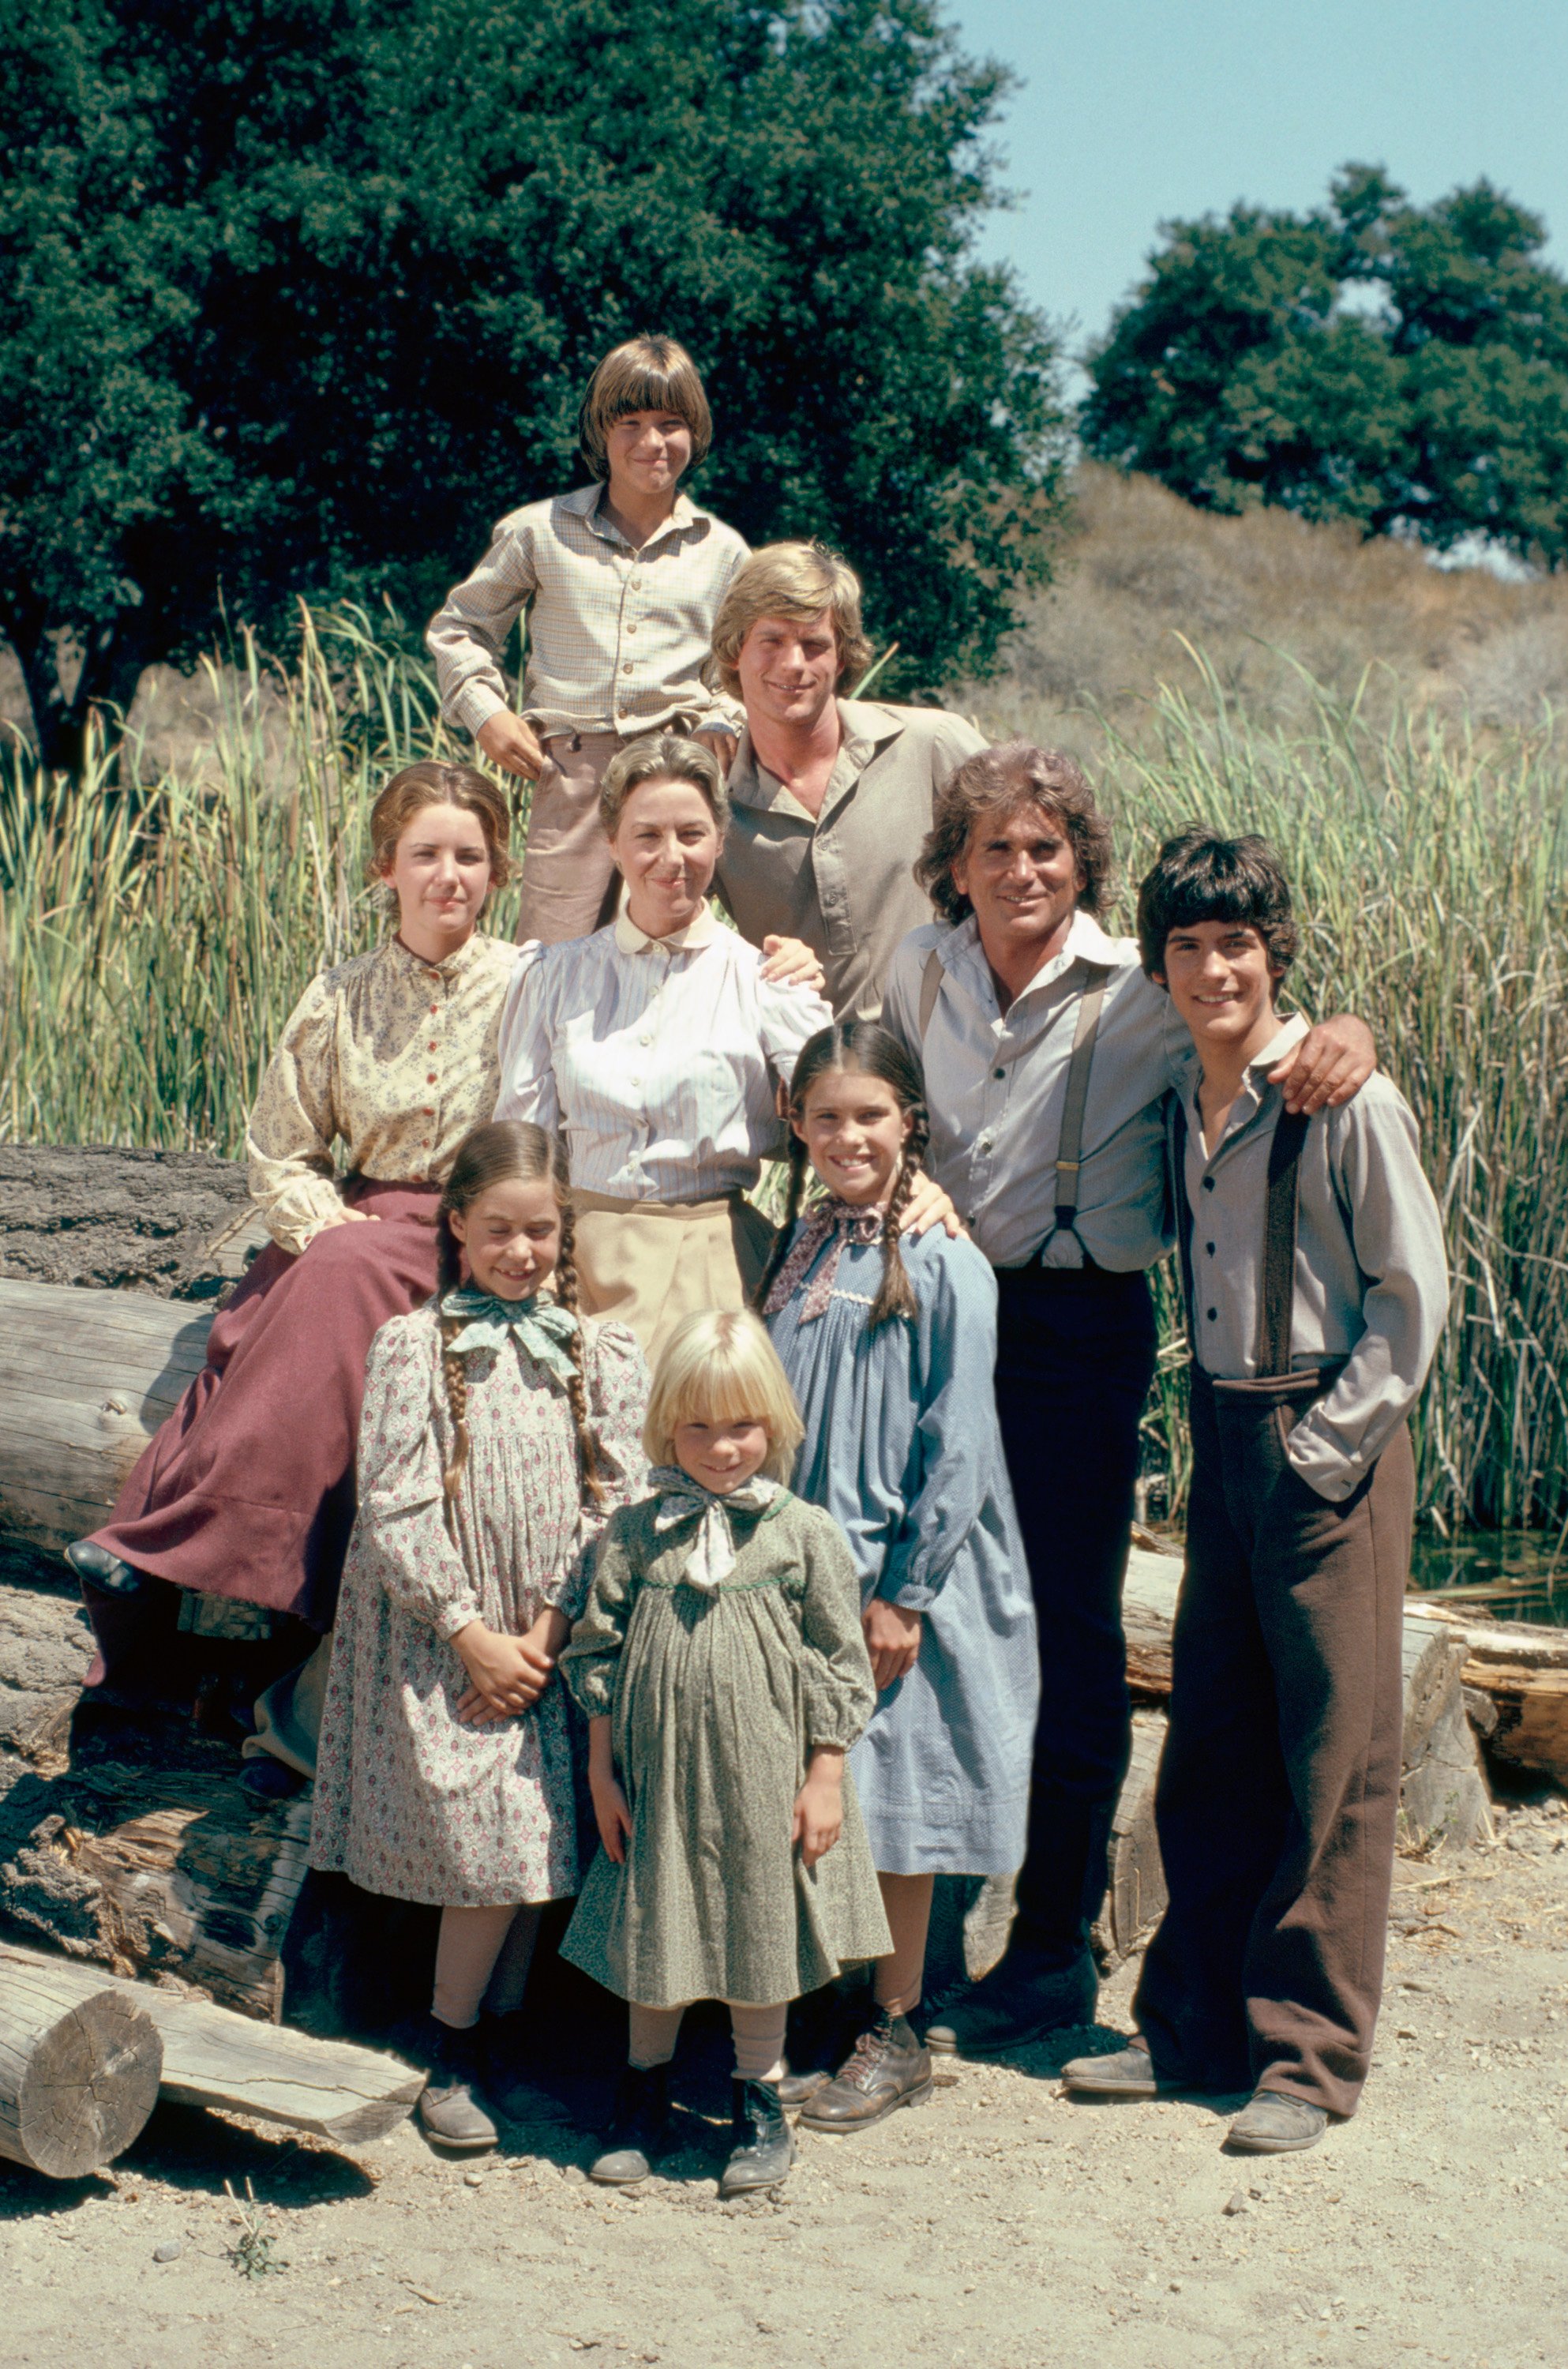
[427,336,747,943]
[1063,830,1447,2153]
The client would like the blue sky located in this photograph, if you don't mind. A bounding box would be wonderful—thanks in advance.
[943,1,1568,362]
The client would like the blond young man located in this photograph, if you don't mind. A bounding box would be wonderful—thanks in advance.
[710,543,985,1019]
[428,337,748,943]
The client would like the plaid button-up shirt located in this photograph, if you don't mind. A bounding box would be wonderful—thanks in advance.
[427,484,748,742]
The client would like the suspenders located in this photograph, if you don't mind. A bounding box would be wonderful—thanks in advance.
[1171,1100,1311,1378]
[917,948,1113,1263]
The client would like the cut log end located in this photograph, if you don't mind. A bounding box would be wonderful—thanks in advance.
[0,1982,163,2179]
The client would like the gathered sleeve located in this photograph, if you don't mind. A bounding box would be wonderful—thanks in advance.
[794,1504,878,1752]
[493,945,561,1131]
[560,1322,652,1612]
[245,973,351,1254]
[878,1241,999,1610]
[752,970,834,1087]
[349,1319,484,1639]
[426,511,541,738]
[559,1509,642,1718]
[1286,1094,1449,1502]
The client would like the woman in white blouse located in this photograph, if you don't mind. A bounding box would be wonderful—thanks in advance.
[493,734,823,1358]
[496,735,952,1359]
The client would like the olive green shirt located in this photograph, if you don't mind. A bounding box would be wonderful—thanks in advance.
[715,698,985,1019]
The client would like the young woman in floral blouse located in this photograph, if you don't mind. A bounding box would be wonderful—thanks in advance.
[309,1119,648,2152]
[70,762,520,1733]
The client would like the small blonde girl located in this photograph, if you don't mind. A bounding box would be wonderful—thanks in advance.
[559,1310,890,2198]
[309,1121,649,2152]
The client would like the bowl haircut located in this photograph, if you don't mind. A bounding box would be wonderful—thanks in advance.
[578,336,713,481]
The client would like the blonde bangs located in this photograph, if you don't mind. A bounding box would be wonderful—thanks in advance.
[643,1309,804,1481]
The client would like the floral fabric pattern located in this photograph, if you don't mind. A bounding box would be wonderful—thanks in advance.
[247,931,517,1254]
[308,1305,650,1907]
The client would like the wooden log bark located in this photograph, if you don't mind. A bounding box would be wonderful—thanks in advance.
[0,1950,163,2177]
[0,1947,421,2146]
[1411,1602,1568,1784]
[0,1278,218,1554]
[0,1753,313,2018]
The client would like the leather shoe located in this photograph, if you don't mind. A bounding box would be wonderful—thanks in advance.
[777,2064,830,2108]
[591,2063,673,2184]
[66,1540,147,1596]
[1061,2041,1161,2097]
[1226,2090,1329,2153]
[800,2010,932,2131]
[924,1948,1097,2057]
[718,2078,795,2198]
[416,2018,497,2153]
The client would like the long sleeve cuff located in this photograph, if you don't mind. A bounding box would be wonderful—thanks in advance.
[561,1652,621,1719]
[1285,1417,1367,1503]
[448,681,508,737]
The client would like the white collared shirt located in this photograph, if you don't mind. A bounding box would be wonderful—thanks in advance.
[494,922,832,1200]
[1171,1015,1449,1500]
[426,485,749,741]
[882,909,1183,1270]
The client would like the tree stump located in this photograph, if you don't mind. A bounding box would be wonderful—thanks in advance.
[0,1952,163,2177]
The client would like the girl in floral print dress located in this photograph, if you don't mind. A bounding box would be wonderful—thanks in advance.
[309,1121,649,2153]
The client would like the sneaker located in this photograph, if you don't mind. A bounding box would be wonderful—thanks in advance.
[590,2064,674,2185]
[800,2010,933,2132]
[1060,2041,1161,2097]
[924,1948,1097,2058]
[416,2018,498,2153]
[718,2078,795,2198]
[1226,2090,1328,2154]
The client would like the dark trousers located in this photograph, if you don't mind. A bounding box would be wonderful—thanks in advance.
[1134,1368,1412,2117]
[995,1263,1158,1969]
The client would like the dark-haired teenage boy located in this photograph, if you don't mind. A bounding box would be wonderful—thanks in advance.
[1063,829,1447,2154]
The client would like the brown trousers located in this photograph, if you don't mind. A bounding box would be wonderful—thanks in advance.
[516,730,624,944]
[1134,1368,1413,2118]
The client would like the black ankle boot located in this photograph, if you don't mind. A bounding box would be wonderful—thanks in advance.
[416,2017,498,2153]
[718,2077,795,2198]
[66,1540,147,1596]
[590,2064,673,2185]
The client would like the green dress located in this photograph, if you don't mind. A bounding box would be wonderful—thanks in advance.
[559,1489,892,2007]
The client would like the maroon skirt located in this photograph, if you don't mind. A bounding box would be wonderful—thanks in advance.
[85,1178,442,1685]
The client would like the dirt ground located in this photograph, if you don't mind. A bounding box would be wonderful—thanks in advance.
[4,1795,1565,2369]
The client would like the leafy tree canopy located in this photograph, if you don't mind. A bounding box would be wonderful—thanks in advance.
[0,0,1067,770]
[1081,164,1568,566]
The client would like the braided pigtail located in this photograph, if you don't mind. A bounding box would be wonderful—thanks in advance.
[439,1314,471,1526]
[553,1197,606,1507]
[870,1103,929,1331]
[751,1132,812,1313]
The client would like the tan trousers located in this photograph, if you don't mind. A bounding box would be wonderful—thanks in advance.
[571,1188,777,1365]
[516,730,624,944]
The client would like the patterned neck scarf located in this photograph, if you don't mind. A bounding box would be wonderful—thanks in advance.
[762,1199,884,1323]
[439,1288,580,1385]
[647,1465,784,1593]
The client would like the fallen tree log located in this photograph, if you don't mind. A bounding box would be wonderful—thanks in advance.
[0,1945,421,2147]
[1409,1600,1568,1785]
[0,1950,163,2177]
[0,1748,314,2018]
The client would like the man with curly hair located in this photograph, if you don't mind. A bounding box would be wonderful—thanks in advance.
[881,743,1377,2055]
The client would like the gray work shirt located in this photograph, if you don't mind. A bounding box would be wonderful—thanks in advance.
[882,910,1183,1272]
[1173,1013,1449,1502]
[715,699,985,1019]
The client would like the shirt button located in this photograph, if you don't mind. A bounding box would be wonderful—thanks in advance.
[423,1107,434,1116]
[630,574,643,589]
[427,1072,437,1083]
[625,622,637,635]
[1206,1241,1216,1256]
[621,661,633,674]
[428,1041,437,1051]
[992,1068,1005,1081]
[1202,1176,1215,1192]
[429,1004,438,1016]
[1206,1307,1218,1321]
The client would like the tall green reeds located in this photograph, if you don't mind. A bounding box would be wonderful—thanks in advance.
[2,616,1564,1532]
[1093,656,1568,1535]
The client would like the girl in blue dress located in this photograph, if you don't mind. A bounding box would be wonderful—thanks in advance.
[756,1023,1039,2132]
